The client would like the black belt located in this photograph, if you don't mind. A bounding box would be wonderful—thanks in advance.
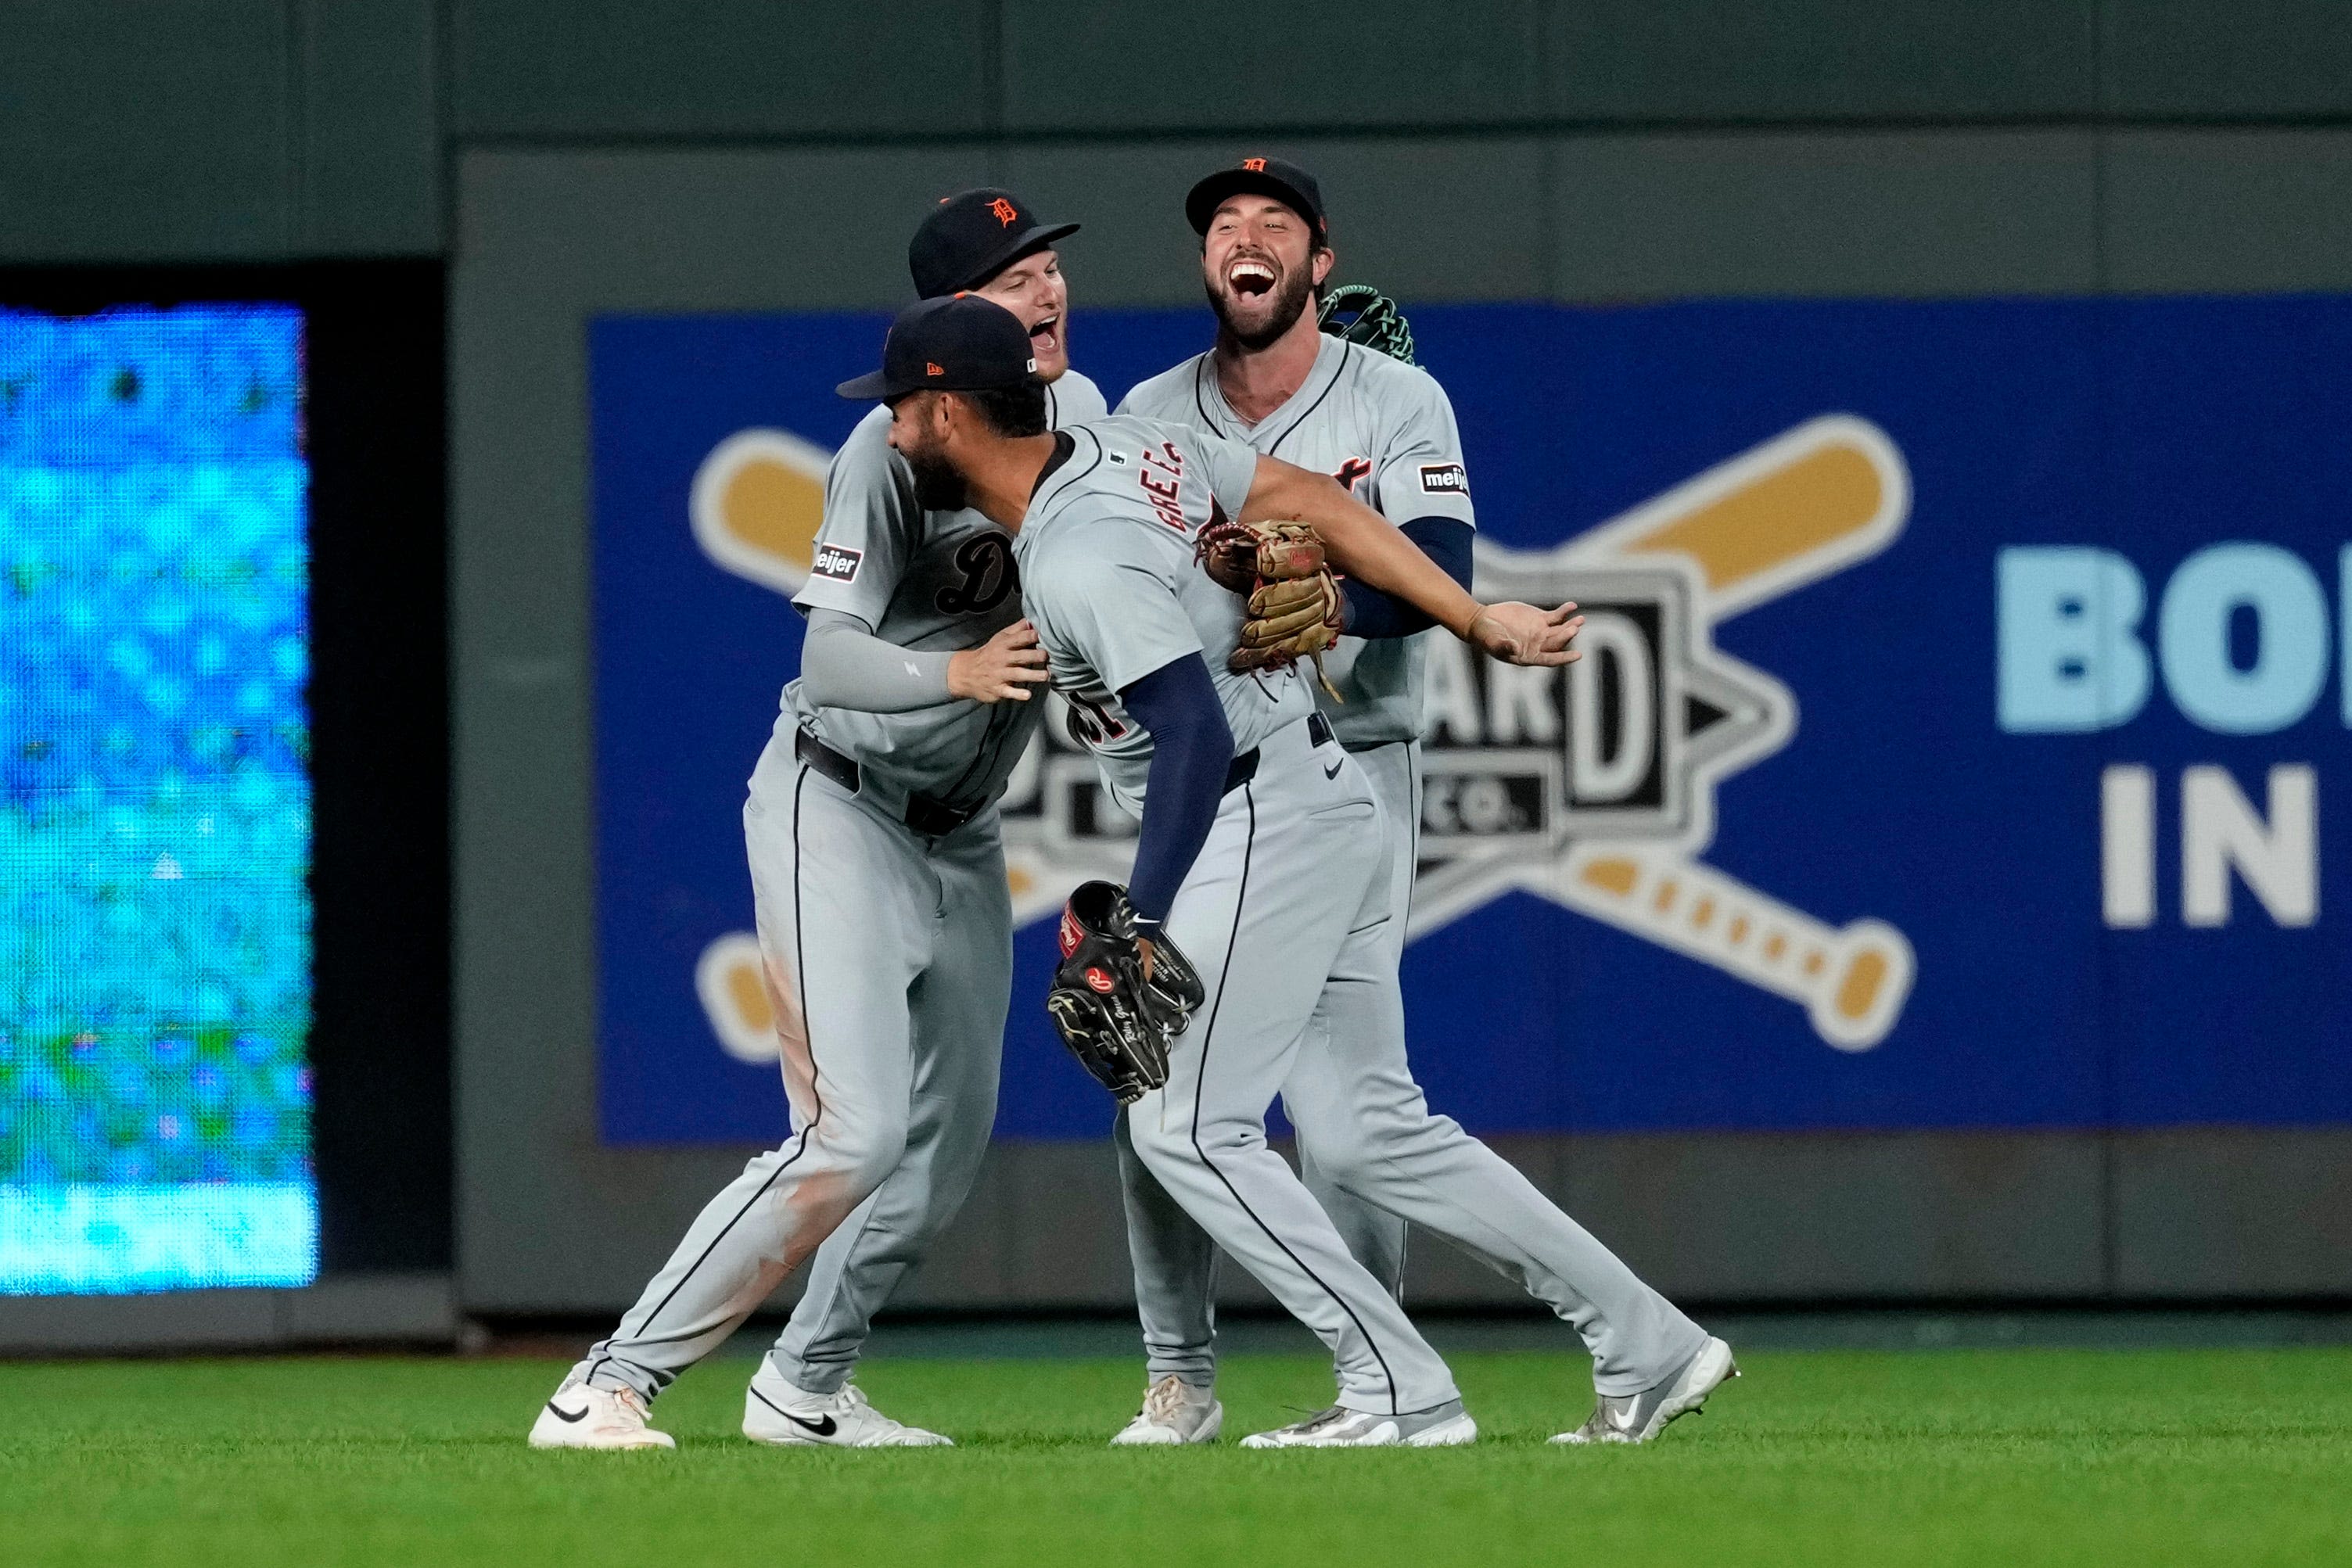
[803,713,1328,822]
[795,729,982,837]
[1223,713,1332,793]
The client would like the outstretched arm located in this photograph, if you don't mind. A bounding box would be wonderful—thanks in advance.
[1240,457,1580,666]
[1338,516,1474,638]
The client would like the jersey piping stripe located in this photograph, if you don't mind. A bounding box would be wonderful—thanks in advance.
[1190,357,1235,439]
[1032,427,1107,511]
[1262,343,1350,458]
[1183,781,1401,1415]
[589,768,827,1382]
[935,693,1025,812]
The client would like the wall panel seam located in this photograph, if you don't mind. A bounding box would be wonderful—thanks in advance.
[438,113,2352,159]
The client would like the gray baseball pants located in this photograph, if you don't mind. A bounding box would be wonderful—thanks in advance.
[1119,737,1709,1400]
[574,737,1007,1401]
[1119,717,1460,1414]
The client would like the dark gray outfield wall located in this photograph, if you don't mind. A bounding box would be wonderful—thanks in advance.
[7,4,2351,1316]
[447,133,2352,1316]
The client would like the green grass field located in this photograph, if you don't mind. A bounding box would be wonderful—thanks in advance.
[6,1347,2350,1566]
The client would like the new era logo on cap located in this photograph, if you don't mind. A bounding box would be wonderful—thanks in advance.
[1243,157,1266,171]
[838,293,1040,400]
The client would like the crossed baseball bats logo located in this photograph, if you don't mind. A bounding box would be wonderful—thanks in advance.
[687,414,1916,1059]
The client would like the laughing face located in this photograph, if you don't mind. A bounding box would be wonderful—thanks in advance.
[971,249,1071,382]
[1202,194,1329,352]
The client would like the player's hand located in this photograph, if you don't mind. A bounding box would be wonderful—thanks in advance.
[1469,601,1582,667]
[947,619,1051,703]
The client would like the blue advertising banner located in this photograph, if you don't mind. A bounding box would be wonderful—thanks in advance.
[589,298,2352,1146]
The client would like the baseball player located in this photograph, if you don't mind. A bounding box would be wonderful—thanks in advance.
[841,291,1613,1445]
[532,190,1105,1451]
[1107,158,1735,1447]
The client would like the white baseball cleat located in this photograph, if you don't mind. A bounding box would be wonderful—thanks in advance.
[742,1363,953,1448]
[529,1380,676,1451]
[1110,1375,1224,1446]
[1552,1335,1740,1445]
[1241,1399,1477,1449]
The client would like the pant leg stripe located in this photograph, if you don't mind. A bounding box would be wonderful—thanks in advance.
[1391,746,1418,1303]
[1186,781,1402,1415]
[593,767,826,1381]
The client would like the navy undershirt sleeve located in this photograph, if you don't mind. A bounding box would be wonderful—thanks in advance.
[1338,515,1476,639]
[1117,653,1235,927]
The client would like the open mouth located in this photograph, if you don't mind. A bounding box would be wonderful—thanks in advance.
[1029,314,1061,356]
[1227,259,1277,298]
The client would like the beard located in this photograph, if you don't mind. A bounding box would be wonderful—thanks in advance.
[1208,261,1316,353]
[903,443,970,513]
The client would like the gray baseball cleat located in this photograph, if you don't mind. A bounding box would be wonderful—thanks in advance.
[1551,1335,1740,1445]
[1110,1374,1225,1445]
[1241,1399,1478,1448]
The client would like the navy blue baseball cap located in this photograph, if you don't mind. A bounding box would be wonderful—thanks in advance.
[910,188,1079,299]
[836,294,1040,401]
[1185,156,1327,243]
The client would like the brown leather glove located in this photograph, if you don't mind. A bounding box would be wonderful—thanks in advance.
[1194,518,1345,692]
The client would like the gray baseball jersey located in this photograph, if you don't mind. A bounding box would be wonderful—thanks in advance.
[788,370,1107,810]
[1117,336,1474,747]
[1011,414,1316,813]
[1107,349,1707,1408]
[563,372,1107,1418]
[1015,412,1462,1414]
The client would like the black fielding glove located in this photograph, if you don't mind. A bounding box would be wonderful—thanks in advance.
[1317,282,1416,365]
[1046,881,1204,1103]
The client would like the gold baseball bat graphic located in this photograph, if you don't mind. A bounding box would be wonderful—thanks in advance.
[1478,416,1919,1050]
[689,428,835,596]
[1562,414,1909,619]
[1549,845,1915,1052]
[696,931,781,1065]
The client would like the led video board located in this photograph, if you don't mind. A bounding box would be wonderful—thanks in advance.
[0,304,315,1294]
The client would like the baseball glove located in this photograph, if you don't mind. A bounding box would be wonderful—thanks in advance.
[1318,282,1416,365]
[1194,517,1345,696]
[1046,881,1205,1104]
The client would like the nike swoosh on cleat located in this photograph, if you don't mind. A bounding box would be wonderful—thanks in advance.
[782,1411,838,1437]
[544,1401,588,1424]
[1323,760,1343,779]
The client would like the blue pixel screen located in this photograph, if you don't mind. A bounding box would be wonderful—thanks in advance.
[0,305,315,1294]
